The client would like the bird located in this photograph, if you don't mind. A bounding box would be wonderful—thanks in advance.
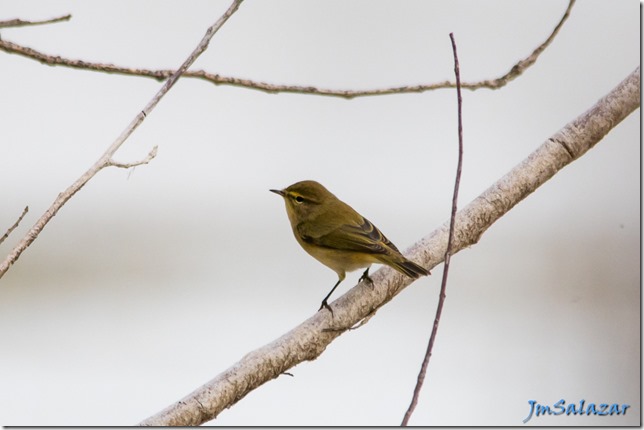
[270,180,430,313]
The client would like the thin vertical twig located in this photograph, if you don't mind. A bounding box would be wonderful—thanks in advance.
[401,32,464,426]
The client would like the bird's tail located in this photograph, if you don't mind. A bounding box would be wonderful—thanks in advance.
[388,258,431,279]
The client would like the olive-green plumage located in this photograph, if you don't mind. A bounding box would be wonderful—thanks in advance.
[270,180,430,313]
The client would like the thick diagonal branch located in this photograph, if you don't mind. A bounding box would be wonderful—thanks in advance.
[139,67,639,427]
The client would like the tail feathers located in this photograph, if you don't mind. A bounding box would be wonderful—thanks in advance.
[391,259,431,279]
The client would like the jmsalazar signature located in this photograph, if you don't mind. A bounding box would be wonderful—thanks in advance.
[523,399,630,423]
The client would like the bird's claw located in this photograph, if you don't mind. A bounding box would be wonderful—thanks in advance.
[359,268,374,287]
[319,300,334,317]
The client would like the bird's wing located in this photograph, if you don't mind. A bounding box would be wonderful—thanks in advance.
[298,217,400,255]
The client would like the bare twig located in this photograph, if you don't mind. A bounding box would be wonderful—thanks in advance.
[0,206,29,246]
[485,0,575,87]
[0,0,244,280]
[0,14,71,29]
[0,1,574,98]
[108,146,158,169]
[401,32,464,426]
[139,68,639,426]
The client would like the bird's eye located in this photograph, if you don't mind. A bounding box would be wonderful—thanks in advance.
[294,195,304,204]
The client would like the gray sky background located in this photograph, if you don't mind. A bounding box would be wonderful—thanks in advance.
[0,0,639,426]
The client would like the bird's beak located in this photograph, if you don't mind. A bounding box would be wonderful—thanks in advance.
[270,188,286,197]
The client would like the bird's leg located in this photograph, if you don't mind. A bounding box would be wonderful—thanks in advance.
[359,267,374,287]
[319,277,344,316]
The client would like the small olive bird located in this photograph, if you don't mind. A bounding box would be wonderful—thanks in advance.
[270,180,430,313]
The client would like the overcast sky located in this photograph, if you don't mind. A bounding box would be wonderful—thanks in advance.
[0,0,639,426]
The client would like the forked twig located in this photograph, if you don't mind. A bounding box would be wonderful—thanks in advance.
[0,0,244,280]
[401,32,464,426]
[0,1,575,98]
[108,146,158,169]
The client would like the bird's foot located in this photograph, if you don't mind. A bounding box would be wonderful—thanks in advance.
[359,268,374,288]
[319,299,334,317]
